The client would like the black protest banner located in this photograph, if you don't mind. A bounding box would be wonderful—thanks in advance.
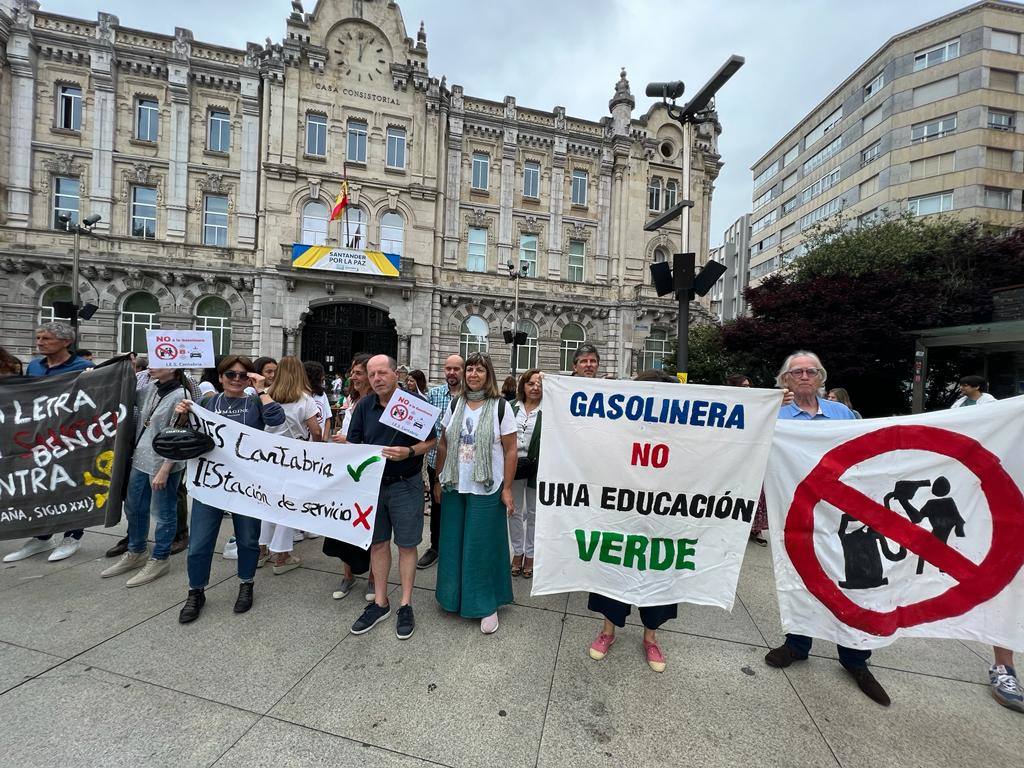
[0,358,135,539]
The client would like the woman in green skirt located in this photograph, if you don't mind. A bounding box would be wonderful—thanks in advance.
[433,352,518,633]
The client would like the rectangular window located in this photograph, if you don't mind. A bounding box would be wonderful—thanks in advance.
[911,114,956,143]
[306,113,327,157]
[467,226,487,272]
[803,136,842,174]
[471,153,489,190]
[346,120,367,162]
[571,169,588,206]
[985,187,1011,209]
[861,141,882,166]
[52,176,80,229]
[913,76,958,107]
[664,180,678,210]
[131,186,157,240]
[136,98,158,142]
[987,147,1014,171]
[751,209,778,234]
[914,39,959,71]
[859,175,879,199]
[519,234,538,277]
[781,171,798,192]
[988,109,1015,131]
[991,30,1019,54]
[203,195,228,246]
[208,110,230,153]
[864,71,886,100]
[910,152,955,180]
[385,126,406,169]
[781,196,797,215]
[523,161,540,199]
[783,146,799,167]
[801,167,841,205]
[989,69,1018,93]
[863,105,885,133]
[799,196,841,230]
[568,239,585,283]
[753,160,779,189]
[57,85,82,131]
[749,258,776,280]
[908,191,953,216]
[858,209,880,228]
[804,106,843,147]
[752,188,775,211]
[780,222,798,242]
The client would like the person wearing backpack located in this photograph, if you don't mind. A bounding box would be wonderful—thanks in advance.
[510,369,542,579]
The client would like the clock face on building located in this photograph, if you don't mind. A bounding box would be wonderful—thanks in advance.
[333,25,388,83]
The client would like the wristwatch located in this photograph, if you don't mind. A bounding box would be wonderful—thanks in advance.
[407,446,415,458]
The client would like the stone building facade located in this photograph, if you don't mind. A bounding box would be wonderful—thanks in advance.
[0,0,722,378]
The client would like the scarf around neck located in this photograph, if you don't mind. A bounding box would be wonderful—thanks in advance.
[439,391,497,491]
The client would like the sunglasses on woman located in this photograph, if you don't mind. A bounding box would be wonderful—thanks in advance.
[222,370,250,380]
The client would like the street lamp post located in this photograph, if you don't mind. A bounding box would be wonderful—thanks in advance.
[57,212,102,339]
[505,261,528,377]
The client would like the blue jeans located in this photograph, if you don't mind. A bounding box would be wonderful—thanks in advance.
[785,633,870,670]
[187,499,259,589]
[125,468,182,560]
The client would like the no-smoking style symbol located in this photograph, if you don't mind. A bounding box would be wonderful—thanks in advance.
[390,403,409,421]
[155,343,179,361]
[785,425,1024,637]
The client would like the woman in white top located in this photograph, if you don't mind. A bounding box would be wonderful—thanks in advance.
[433,352,517,634]
[304,360,333,441]
[259,356,321,574]
[510,368,542,580]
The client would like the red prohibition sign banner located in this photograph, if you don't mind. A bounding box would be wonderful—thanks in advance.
[155,343,179,360]
[390,404,409,421]
[785,425,1024,637]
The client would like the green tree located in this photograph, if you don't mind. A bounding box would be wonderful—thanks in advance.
[662,323,747,385]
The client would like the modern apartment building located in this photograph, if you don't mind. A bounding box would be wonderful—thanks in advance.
[745,0,1024,288]
[708,213,750,322]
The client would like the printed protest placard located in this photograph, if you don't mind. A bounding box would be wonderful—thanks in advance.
[378,389,440,442]
[185,406,385,547]
[145,330,215,368]
[764,397,1024,650]
[532,375,781,608]
[0,359,135,539]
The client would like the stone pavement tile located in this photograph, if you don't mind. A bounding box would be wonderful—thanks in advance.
[0,661,257,768]
[0,530,114,593]
[269,598,563,768]
[0,641,63,694]
[515,577,569,614]
[78,567,363,713]
[215,717,443,767]
[785,661,1024,768]
[537,615,839,768]
[564,590,765,647]
[959,640,996,664]
[0,538,236,658]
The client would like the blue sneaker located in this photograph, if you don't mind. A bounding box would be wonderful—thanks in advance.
[351,601,391,635]
[989,665,1024,713]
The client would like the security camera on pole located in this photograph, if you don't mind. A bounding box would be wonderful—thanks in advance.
[56,212,103,343]
[644,56,744,380]
[504,261,528,377]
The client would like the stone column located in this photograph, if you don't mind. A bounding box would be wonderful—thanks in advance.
[237,69,260,248]
[164,29,193,242]
[497,96,517,272]
[595,146,613,284]
[4,4,37,229]
[87,13,118,234]
[442,86,464,267]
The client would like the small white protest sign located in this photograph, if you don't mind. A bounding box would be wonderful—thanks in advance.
[146,330,215,368]
[378,388,440,441]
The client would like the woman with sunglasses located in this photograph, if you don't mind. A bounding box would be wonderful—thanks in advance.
[433,352,517,634]
[173,355,285,624]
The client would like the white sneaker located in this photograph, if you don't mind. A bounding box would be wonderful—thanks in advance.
[125,558,170,587]
[3,537,58,562]
[222,538,238,560]
[48,536,82,562]
[100,550,148,578]
[292,530,305,542]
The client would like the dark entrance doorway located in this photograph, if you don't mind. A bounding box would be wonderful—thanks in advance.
[301,303,397,374]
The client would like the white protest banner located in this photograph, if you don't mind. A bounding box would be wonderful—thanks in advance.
[378,388,440,442]
[763,397,1024,650]
[185,407,384,547]
[146,330,215,369]
[532,375,780,608]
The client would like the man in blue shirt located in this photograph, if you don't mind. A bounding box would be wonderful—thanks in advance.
[4,322,95,565]
[763,351,891,708]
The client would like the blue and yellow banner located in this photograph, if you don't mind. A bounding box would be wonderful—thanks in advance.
[291,244,401,277]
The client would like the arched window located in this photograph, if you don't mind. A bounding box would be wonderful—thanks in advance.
[301,200,329,245]
[559,323,585,372]
[342,206,367,249]
[648,178,662,212]
[515,319,538,371]
[664,180,678,210]
[651,246,669,286]
[39,285,72,324]
[641,329,669,371]
[195,296,232,355]
[460,315,489,360]
[380,212,404,256]
[119,292,159,354]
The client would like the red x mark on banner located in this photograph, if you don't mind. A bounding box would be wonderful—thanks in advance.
[353,503,373,530]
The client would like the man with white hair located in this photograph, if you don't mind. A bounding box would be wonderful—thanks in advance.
[763,350,892,707]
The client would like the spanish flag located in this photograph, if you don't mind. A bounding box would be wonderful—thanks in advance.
[329,180,349,222]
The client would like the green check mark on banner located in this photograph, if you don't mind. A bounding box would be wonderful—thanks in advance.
[347,455,381,482]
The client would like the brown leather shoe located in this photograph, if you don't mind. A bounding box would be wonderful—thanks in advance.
[764,644,807,668]
[849,667,891,706]
[105,536,128,558]
[169,533,189,556]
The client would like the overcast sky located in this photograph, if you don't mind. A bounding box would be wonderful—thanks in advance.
[44,0,973,241]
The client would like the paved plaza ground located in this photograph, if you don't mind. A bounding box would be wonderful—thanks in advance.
[1,518,1020,768]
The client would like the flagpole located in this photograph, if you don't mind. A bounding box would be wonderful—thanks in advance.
[342,163,351,249]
